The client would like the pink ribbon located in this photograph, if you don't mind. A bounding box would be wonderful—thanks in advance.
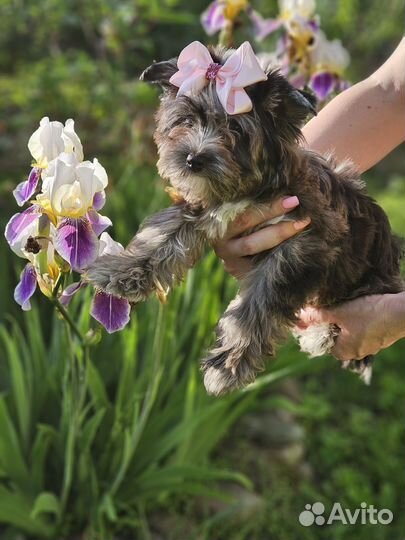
[169,41,267,115]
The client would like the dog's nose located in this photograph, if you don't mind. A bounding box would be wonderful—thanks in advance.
[186,153,204,172]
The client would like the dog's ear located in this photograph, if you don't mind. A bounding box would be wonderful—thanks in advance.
[289,88,317,117]
[140,58,178,88]
[253,70,317,119]
[251,70,317,141]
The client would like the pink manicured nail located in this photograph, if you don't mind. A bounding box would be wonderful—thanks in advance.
[282,196,299,209]
[294,217,311,230]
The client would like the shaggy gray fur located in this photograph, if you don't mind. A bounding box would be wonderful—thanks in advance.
[86,45,403,395]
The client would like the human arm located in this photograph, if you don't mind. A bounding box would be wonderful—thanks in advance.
[298,293,405,361]
[303,37,405,173]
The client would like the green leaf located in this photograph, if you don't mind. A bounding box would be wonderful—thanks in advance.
[80,407,106,453]
[0,486,54,537]
[31,491,61,519]
[0,325,31,447]
[31,424,58,491]
[87,359,109,407]
[0,395,29,488]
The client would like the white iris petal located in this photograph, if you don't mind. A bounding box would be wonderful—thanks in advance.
[28,116,84,166]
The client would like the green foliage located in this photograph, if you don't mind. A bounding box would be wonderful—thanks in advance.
[0,0,404,538]
[0,255,314,538]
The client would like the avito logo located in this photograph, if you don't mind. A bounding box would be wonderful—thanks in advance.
[299,501,393,527]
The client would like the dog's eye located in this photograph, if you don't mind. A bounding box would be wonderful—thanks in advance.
[229,121,243,137]
[182,117,194,127]
[170,116,194,129]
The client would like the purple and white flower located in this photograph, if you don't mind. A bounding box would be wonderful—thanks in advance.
[14,264,37,311]
[201,1,226,35]
[5,116,119,328]
[60,233,131,333]
[36,152,110,271]
[309,31,350,99]
[247,8,282,42]
[13,117,84,207]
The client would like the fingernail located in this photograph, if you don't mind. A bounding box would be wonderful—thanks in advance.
[282,196,299,209]
[294,217,311,230]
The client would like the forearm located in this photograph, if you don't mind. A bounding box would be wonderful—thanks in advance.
[385,291,405,343]
[303,37,405,173]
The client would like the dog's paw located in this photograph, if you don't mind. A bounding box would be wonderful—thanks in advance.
[84,253,153,303]
[202,364,240,396]
[201,349,258,396]
[293,323,339,357]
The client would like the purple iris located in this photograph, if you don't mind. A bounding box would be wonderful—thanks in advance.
[4,206,43,255]
[13,167,41,207]
[309,71,337,100]
[54,218,100,272]
[247,8,283,41]
[201,1,226,35]
[14,264,37,311]
[91,291,131,334]
[61,280,131,334]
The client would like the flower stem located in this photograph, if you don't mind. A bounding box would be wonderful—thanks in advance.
[51,297,86,345]
[219,20,234,48]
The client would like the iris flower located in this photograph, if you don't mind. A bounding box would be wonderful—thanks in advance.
[309,31,350,99]
[5,117,129,333]
[247,0,319,42]
[61,233,131,333]
[201,0,249,35]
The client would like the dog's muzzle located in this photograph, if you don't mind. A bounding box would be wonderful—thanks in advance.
[186,153,204,173]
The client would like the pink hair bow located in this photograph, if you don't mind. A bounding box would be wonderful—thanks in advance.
[169,41,267,115]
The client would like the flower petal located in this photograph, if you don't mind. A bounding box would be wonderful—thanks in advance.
[28,117,65,164]
[91,291,130,333]
[99,232,124,257]
[14,264,37,311]
[4,206,42,257]
[248,9,282,41]
[201,1,225,35]
[87,209,112,236]
[93,190,106,211]
[63,119,84,162]
[54,218,99,271]
[60,281,86,306]
[13,168,41,207]
[310,71,336,100]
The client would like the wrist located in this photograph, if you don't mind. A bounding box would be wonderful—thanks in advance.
[384,292,405,342]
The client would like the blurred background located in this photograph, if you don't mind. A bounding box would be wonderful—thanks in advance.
[0,1,404,539]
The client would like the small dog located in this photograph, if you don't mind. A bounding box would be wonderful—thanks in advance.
[87,42,403,395]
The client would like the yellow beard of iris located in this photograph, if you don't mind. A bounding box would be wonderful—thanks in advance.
[52,181,89,218]
[36,181,90,222]
[223,0,248,21]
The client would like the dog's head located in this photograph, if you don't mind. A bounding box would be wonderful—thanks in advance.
[141,44,316,206]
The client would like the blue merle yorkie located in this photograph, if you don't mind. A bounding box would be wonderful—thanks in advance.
[87,41,403,395]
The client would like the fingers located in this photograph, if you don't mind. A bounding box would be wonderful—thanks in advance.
[223,196,300,240]
[215,217,311,259]
[297,306,335,328]
[222,257,253,279]
[331,331,362,362]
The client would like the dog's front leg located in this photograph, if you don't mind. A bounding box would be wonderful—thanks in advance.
[85,204,206,303]
[202,233,332,395]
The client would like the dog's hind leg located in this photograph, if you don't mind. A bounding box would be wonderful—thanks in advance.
[202,235,332,395]
[85,203,206,303]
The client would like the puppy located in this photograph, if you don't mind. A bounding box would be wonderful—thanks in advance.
[86,42,403,395]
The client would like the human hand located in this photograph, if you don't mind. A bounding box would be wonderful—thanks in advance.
[213,196,311,279]
[298,293,405,361]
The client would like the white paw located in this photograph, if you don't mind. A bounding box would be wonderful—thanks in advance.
[293,323,339,357]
